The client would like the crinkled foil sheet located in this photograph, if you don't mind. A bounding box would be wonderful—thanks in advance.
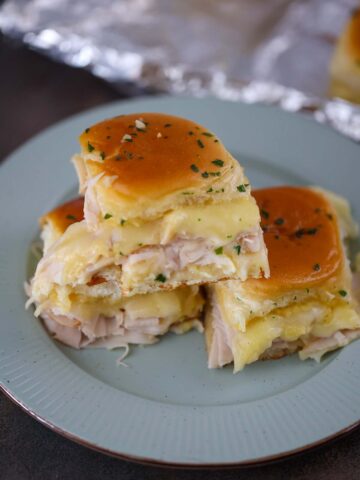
[1,0,360,140]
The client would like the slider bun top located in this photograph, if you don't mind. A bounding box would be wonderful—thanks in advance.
[245,186,343,294]
[74,113,247,221]
[329,8,360,103]
[40,197,84,235]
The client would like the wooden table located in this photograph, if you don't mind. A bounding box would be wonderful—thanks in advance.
[1,35,360,480]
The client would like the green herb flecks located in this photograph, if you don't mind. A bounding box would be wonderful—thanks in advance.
[66,214,77,221]
[233,245,241,255]
[212,159,224,167]
[338,290,348,297]
[197,139,205,149]
[100,152,106,161]
[85,128,90,133]
[260,209,269,219]
[202,132,213,137]
[274,217,284,225]
[120,218,126,226]
[313,263,321,271]
[237,184,246,192]
[155,273,167,283]
[190,164,199,173]
[87,142,95,152]
[104,213,113,220]
[214,246,223,255]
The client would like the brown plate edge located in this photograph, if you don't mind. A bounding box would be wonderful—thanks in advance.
[1,383,359,470]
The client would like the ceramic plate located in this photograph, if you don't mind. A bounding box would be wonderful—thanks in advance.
[1,96,360,467]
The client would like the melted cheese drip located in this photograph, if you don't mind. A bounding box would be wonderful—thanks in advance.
[232,300,360,372]
[35,196,260,287]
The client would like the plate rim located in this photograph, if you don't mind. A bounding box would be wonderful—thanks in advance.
[2,384,359,469]
[1,94,360,467]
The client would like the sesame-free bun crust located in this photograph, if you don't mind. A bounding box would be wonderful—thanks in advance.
[246,186,342,294]
[74,113,247,222]
[40,197,84,234]
[329,9,360,103]
[79,113,236,198]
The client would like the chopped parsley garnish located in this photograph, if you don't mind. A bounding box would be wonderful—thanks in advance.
[164,123,172,128]
[338,290,348,297]
[197,139,205,149]
[115,155,122,161]
[155,273,167,283]
[209,172,221,177]
[104,213,113,220]
[120,218,126,226]
[66,214,77,221]
[119,251,124,256]
[138,243,143,247]
[85,128,90,133]
[274,234,280,240]
[313,263,321,271]
[214,246,223,255]
[87,142,95,152]
[207,187,213,193]
[182,191,194,195]
[202,132,213,137]
[226,235,232,239]
[106,135,111,140]
[188,131,194,136]
[233,245,241,255]
[198,218,201,222]
[190,164,199,173]
[214,139,219,143]
[327,213,333,221]
[202,171,209,178]
[295,228,318,238]
[274,217,284,225]
[100,152,106,160]
[237,184,246,192]
[260,209,269,219]
[212,159,224,167]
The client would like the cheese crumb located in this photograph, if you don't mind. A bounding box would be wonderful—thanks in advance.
[135,119,146,130]
[121,134,132,143]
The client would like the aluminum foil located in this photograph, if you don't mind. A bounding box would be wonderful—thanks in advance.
[1,0,360,140]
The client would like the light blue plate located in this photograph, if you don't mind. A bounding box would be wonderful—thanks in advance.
[1,96,360,467]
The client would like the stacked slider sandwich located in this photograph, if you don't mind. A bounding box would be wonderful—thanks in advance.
[205,186,360,372]
[27,113,269,350]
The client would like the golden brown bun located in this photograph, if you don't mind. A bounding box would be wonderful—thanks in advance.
[245,186,342,294]
[74,113,247,221]
[40,197,84,234]
[329,9,360,103]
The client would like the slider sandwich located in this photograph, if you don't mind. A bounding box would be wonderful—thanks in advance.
[330,8,360,103]
[27,198,204,349]
[33,113,268,307]
[205,186,360,372]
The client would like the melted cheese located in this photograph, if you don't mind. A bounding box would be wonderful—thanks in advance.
[39,285,203,324]
[34,196,261,288]
[231,300,360,372]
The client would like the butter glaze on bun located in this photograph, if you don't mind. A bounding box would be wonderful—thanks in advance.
[40,197,84,234]
[73,113,247,222]
[248,186,342,293]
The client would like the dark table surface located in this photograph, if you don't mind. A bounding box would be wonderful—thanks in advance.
[1,35,360,480]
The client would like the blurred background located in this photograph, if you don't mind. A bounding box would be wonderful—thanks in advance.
[1,1,360,478]
[1,0,360,160]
